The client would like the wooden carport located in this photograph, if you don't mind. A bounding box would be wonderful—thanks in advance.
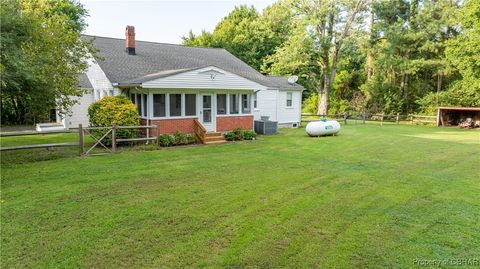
[436,107,480,127]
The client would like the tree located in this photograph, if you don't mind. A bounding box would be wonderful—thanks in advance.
[417,0,480,112]
[0,0,91,125]
[267,0,366,115]
[182,3,293,71]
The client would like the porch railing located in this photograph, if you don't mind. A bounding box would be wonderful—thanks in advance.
[193,119,206,144]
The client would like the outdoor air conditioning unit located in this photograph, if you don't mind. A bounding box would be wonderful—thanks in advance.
[254,116,278,135]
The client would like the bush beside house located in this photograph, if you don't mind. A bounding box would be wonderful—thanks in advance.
[224,128,257,141]
[159,131,195,147]
[88,96,139,145]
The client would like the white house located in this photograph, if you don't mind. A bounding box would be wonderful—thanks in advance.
[61,26,304,135]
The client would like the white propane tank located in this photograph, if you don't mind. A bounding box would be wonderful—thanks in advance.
[306,120,341,136]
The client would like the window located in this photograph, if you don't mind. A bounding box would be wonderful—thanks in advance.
[229,94,239,114]
[130,93,135,104]
[153,94,166,117]
[143,94,148,116]
[242,94,251,114]
[286,92,293,107]
[136,94,142,114]
[169,94,182,116]
[185,94,196,116]
[217,94,227,115]
[253,92,257,109]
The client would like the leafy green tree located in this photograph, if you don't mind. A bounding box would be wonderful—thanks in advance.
[417,0,480,113]
[0,0,91,125]
[183,3,293,71]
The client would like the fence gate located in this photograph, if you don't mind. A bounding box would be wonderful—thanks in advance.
[79,125,113,156]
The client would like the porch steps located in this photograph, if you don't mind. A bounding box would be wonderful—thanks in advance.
[204,132,227,145]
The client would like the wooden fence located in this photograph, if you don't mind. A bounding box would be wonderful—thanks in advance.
[301,113,436,125]
[0,129,79,151]
[0,124,161,156]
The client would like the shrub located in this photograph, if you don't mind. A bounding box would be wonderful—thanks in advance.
[233,128,244,140]
[173,131,189,145]
[224,132,237,141]
[159,134,174,147]
[186,133,196,144]
[224,128,256,141]
[243,130,257,140]
[160,131,195,147]
[87,96,139,145]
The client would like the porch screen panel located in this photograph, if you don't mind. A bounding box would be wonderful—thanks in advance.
[185,94,196,116]
[153,94,166,117]
[136,94,142,115]
[170,94,182,116]
[242,94,251,114]
[143,94,148,116]
[229,94,239,114]
[217,94,227,115]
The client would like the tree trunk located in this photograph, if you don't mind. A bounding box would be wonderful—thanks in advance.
[402,74,409,112]
[437,72,443,93]
[436,72,443,106]
[318,87,329,115]
[367,0,375,80]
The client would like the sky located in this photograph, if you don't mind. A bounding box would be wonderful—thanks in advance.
[80,0,277,44]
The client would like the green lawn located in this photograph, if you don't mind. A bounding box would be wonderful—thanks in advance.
[1,125,479,268]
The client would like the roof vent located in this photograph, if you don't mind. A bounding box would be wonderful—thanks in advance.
[125,25,135,55]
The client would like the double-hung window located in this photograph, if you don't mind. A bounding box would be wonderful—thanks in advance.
[286,92,293,107]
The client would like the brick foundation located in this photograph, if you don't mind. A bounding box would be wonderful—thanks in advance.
[140,118,195,136]
[140,115,253,135]
[216,115,253,132]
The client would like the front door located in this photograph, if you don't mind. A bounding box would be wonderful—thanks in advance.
[200,94,214,131]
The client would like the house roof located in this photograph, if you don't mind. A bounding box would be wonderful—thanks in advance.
[83,35,303,90]
[78,73,92,88]
[265,76,304,90]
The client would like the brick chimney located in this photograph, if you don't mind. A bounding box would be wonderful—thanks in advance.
[125,25,135,55]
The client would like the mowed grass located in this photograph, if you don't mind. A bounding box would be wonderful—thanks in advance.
[1,125,479,268]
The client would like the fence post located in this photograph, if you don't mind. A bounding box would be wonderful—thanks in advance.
[79,124,84,156]
[362,112,366,124]
[410,115,414,125]
[344,113,348,125]
[396,113,400,124]
[156,124,161,145]
[381,113,384,126]
[112,122,116,153]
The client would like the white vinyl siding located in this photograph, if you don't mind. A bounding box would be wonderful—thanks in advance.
[142,66,267,90]
[277,90,302,125]
[61,89,94,129]
[253,89,277,121]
